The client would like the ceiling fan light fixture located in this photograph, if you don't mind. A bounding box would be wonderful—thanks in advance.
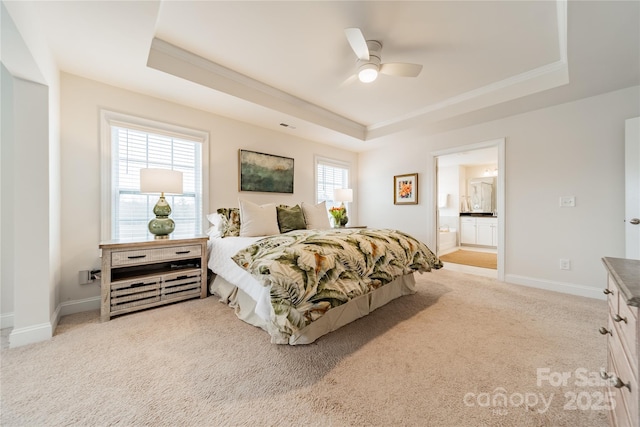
[358,63,378,83]
[345,29,422,83]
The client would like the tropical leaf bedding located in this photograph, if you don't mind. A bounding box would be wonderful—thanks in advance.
[231,228,442,343]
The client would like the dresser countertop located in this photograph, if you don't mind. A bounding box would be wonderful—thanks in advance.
[602,257,640,307]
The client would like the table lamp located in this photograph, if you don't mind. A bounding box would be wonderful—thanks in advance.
[140,168,183,239]
[334,188,353,227]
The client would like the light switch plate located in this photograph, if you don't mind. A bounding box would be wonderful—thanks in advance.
[559,196,576,207]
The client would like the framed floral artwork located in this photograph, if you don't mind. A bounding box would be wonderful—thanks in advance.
[394,173,418,205]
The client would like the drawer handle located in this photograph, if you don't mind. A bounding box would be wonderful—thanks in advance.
[613,314,627,324]
[601,371,631,391]
[598,327,612,336]
[603,289,613,295]
[175,250,191,254]
[127,255,147,259]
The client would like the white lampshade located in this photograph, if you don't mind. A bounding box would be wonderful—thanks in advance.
[140,168,183,195]
[334,188,353,203]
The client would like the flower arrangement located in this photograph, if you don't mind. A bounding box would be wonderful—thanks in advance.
[329,206,348,227]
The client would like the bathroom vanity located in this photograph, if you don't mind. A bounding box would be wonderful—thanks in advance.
[460,214,497,247]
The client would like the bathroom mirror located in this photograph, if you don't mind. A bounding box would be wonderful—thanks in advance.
[468,177,495,212]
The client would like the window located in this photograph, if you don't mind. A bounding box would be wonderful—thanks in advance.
[101,111,208,240]
[315,156,350,208]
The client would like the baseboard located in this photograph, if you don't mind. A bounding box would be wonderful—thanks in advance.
[6,297,100,348]
[2,296,101,331]
[1,311,14,329]
[505,274,606,300]
[59,296,101,317]
[9,321,53,348]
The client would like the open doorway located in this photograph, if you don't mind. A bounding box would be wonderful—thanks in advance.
[432,139,505,280]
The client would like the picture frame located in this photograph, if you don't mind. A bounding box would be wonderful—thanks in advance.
[239,149,294,193]
[394,173,418,205]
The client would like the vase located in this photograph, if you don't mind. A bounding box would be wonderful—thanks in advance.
[331,215,349,228]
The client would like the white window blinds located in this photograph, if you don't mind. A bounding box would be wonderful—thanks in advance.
[110,125,203,240]
[316,157,350,207]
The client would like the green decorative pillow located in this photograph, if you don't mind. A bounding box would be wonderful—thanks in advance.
[217,207,241,237]
[276,204,307,233]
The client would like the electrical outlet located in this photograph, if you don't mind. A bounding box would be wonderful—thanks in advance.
[79,270,91,284]
[559,196,576,207]
[560,259,571,270]
[79,269,101,284]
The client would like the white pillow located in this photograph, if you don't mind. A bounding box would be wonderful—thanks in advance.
[206,212,221,225]
[301,201,331,229]
[239,199,280,237]
[206,213,223,238]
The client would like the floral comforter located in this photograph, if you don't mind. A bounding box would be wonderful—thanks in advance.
[232,228,442,342]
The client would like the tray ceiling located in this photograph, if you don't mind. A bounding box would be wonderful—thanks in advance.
[4,1,639,151]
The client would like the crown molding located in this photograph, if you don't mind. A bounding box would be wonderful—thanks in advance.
[147,0,568,143]
[147,38,367,140]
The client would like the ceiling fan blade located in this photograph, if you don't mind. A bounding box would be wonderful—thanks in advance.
[344,28,370,61]
[380,62,423,77]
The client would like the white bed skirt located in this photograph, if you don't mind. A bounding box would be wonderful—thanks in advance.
[210,273,417,345]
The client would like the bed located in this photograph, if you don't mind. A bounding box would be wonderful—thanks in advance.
[207,201,442,344]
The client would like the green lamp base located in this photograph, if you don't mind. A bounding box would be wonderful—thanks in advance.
[148,195,175,239]
[148,216,175,239]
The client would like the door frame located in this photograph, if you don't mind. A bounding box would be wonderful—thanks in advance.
[625,117,640,259]
[430,138,506,281]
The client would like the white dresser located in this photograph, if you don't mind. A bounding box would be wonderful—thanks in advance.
[602,257,640,427]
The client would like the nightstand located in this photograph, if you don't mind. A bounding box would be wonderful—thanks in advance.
[99,235,209,321]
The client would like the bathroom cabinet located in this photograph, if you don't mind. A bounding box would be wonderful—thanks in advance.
[460,216,497,247]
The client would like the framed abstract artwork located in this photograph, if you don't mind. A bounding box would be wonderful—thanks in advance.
[394,173,418,205]
[239,149,294,193]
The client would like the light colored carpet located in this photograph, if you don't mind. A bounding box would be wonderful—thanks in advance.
[440,250,498,269]
[1,270,608,426]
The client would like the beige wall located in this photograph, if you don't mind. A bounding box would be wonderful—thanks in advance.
[1,1,61,347]
[59,73,358,306]
[359,86,640,298]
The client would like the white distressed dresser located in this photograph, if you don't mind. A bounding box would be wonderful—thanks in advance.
[99,235,209,321]
[601,257,640,427]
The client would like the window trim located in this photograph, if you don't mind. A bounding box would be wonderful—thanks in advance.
[100,110,209,241]
[314,155,352,205]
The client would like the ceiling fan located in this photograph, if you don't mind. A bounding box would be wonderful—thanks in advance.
[344,28,423,83]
